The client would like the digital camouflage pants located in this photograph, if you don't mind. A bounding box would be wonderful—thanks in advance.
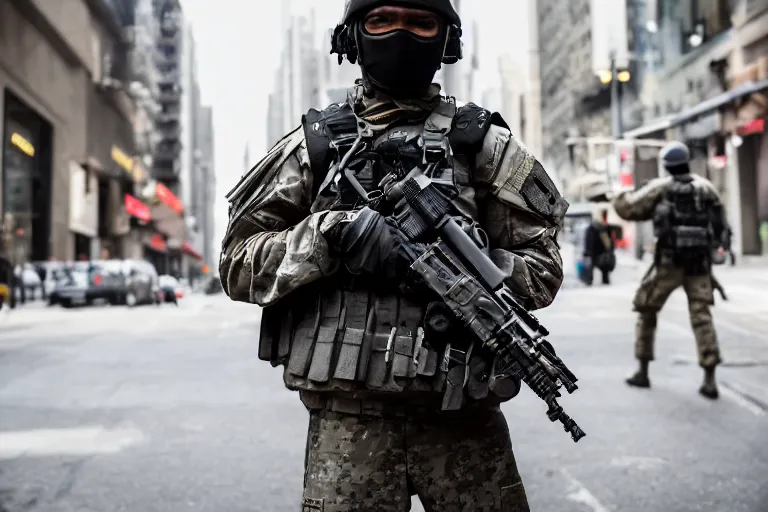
[301,406,529,512]
[632,263,721,368]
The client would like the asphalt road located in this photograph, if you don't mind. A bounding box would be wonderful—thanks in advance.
[1,256,767,512]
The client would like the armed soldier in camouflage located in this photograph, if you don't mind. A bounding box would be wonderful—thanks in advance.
[221,0,567,509]
[613,141,730,400]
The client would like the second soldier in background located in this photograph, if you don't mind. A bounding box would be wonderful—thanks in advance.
[613,141,731,400]
[220,0,568,510]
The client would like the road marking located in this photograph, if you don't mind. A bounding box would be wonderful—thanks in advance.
[0,426,145,459]
[561,469,611,512]
[720,381,767,417]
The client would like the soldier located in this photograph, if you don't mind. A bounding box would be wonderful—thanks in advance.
[613,141,730,400]
[220,1,567,510]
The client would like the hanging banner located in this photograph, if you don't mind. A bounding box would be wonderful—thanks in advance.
[155,182,184,214]
[125,194,151,223]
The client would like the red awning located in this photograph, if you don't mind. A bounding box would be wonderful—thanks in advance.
[155,183,184,214]
[181,242,203,260]
[125,194,150,223]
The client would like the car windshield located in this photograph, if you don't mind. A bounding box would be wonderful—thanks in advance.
[54,268,89,287]
[159,275,179,287]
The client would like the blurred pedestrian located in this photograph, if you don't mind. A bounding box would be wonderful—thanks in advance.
[613,141,729,399]
[582,209,616,285]
[36,262,47,300]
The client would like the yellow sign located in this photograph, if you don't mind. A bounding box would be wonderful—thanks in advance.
[111,145,134,173]
[11,133,35,157]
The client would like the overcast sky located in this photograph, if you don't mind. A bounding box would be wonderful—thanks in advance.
[181,0,530,262]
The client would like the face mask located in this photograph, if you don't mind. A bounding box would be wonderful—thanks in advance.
[357,26,445,97]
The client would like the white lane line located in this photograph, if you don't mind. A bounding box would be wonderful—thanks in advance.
[720,382,767,417]
[561,468,611,512]
[0,426,145,459]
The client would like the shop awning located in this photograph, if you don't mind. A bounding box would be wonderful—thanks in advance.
[567,173,611,198]
[181,242,203,260]
[149,204,189,241]
[124,194,150,223]
[623,78,768,139]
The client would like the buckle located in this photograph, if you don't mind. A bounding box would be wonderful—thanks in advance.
[422,131,448,164]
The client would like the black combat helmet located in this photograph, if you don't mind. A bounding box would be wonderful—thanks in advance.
[341,0,461,26]
[659,141,691,175]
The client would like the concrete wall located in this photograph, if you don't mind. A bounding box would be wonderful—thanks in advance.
[0,0,90,259]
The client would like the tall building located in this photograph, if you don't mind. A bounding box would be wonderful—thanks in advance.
[152,0,183,192]
[266,8,323,149]
[499,56,524,139]
[195,106,216,268]
[535,0,644,197]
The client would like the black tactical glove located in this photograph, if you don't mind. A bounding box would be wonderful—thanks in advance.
[337,207,426,281]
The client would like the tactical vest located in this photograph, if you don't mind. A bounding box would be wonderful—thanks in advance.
[257,94,519,412]
[653,175,714,273]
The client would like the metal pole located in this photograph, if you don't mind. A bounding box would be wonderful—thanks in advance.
[610,51,623,139]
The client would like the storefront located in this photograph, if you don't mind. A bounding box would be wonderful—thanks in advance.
[69,161,99,260]
[146,182,189,279]
[1,91,53,264]
[731,117,767,255]
[144,233,169,275]
[84,81,138,260]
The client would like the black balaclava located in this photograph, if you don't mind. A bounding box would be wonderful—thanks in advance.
[355,18,447,98]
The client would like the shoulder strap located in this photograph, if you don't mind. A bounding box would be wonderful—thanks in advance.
[422,97,457,164]
[302,101,359,196]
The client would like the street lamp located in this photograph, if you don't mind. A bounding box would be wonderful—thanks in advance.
[594,51,629,140]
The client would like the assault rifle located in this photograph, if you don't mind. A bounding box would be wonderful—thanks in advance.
[346,165,586,442]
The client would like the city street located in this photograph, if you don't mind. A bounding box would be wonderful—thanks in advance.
[1,253,767,512]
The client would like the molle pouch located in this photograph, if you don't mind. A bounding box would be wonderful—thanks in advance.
[287,296,322,378]
[332,291,370,381]
[467,355,490,400]
[365,296,404,392]
[307,289,345,383]
[674,226,709,249]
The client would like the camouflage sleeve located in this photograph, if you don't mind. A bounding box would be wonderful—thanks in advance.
[219,128,351,307]
[472,125,568,310]
[612,176,671,221]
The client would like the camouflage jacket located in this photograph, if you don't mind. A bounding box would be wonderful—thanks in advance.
[220,89,567,312]
[613,174,730,247]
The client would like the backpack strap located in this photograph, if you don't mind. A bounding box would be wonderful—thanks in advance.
[422,98,458,164]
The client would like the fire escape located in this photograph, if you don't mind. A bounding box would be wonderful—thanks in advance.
[152,0,182,189]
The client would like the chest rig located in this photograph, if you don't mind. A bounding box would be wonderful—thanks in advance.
[306,95,461,215]
[257,93,517,413]
[653,176,714,273]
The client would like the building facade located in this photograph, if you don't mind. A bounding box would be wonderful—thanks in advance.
[0,0,155,263]
[535,0,646,197]
[266,8,322,149]
[627,0,768,257]
[195,105,215,268]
